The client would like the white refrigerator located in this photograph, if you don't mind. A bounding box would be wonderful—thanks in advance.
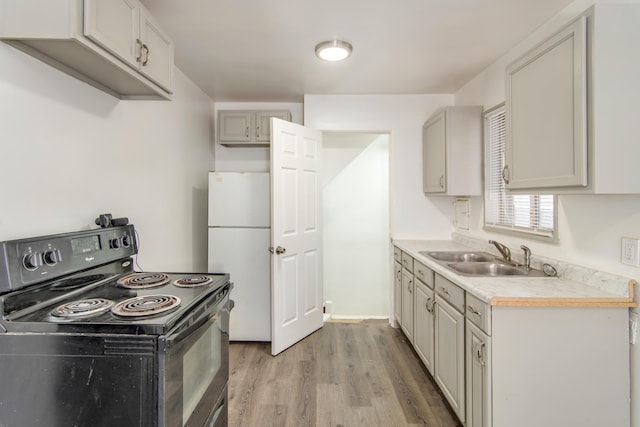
[207,172,271,341]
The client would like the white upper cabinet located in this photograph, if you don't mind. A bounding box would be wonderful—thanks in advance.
[0,0,173,99]
[218,110,292,146]
[505,4,640,193]
[423,106,483,196]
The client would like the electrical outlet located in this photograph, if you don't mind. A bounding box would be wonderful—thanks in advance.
[622,238,640,267]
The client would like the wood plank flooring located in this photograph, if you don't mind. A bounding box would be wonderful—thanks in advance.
[228,320,462,427]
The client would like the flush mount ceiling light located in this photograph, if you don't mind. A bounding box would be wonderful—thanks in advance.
[314,40,353,62]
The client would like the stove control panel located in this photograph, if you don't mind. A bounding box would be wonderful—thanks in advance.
[0,225,137,293]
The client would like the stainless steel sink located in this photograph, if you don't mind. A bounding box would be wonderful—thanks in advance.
[418,250,554,277]
[446,262,547,277]
[420,251,497,263]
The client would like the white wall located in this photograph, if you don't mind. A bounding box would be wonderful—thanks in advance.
[454,1,640,425]
[304,94,455,240]
[0,43,215,272]
[213,102,303,171]
[323,134,389,318]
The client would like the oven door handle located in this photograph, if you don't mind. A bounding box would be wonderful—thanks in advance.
[161,288,229,350]
[163,313,218,350]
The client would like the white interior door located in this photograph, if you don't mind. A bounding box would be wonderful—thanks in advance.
[270,118,323,355]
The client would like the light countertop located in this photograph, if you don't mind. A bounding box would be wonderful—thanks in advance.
[394,239,636,308]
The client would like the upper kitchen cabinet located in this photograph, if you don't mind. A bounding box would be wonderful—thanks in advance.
[218,110,292,146]
[0,0,174,99]
[423,106,483,196]
[505,3,640,193]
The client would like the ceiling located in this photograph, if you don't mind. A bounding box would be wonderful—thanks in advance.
[140,0,573,102]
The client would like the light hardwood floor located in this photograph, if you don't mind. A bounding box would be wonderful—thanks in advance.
[228,320,462,427]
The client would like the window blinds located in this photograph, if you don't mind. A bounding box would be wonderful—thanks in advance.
[484,106,554,238]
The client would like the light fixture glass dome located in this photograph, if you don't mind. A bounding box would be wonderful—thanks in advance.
[315,40,353,62]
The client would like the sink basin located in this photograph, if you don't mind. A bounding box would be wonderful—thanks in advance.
[420,251,497,263]
[447,262,547,277]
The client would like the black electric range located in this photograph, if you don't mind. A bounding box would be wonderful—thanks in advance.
[0,224,233,427]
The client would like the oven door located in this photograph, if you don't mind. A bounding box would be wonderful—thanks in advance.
[159,287,230,427]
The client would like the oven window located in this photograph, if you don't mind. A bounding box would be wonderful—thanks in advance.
[182,320,222,425]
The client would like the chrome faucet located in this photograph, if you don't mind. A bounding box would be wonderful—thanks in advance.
[520,245,532,270]
[489,240,511,264]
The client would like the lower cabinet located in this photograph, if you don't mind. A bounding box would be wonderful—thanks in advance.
[434,293,465,422]
[392,246,631,427]
[394,261,402,324]
[466,320,492,427]
[401,268,414,342]
[414,280,435,375]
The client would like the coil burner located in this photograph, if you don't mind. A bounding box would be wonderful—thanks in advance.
[173,275,214,288]
[111,294,181,317]
[117,272,170,289]
[51,298,115,318]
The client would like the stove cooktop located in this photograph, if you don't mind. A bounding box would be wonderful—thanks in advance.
[0,264,230,335]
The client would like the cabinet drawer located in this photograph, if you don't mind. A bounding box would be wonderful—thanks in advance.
[401,252,414,273]
[435,274,464,313]
[414,261,434,288]
[393,246,402,263]
[466,293,491,335]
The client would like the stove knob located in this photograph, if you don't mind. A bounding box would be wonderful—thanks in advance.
[23,252,43,271]
[121,235,131,248]
[109,238,121,249]
[43,249,62,266]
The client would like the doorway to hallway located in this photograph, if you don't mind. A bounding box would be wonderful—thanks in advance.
[322,132,390,320]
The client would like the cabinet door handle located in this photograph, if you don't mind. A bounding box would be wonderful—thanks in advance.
[408,281,412,292]
[426,297,432,313]
[245,126,250,138]
[502,165,510,184]
[439,175,444,188]
[431,298,437,313]
[256,126,260,139]
[467,305,481,317]
[136,39,144,62]
[141,43,150,66]
[476,342,486,366]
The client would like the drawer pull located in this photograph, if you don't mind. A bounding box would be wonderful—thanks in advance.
[467,305,482,317]
[440,287,450,297]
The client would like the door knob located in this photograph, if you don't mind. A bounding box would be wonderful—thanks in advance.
[269,246,286,255]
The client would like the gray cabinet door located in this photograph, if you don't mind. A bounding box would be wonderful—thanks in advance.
[414,280,435,375]
[422,111,446,193]
[466,320,491,427]
[84,0,140,68]
[138,5,174,92]
[435,295,465,422]
[256,111,292,142]
[401,269,414,342]
[505,17,587,189]
[218,111,253,142]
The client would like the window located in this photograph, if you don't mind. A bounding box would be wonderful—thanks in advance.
[484,104,555,239]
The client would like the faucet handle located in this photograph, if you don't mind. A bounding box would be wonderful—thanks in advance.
[520,245,532,270]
